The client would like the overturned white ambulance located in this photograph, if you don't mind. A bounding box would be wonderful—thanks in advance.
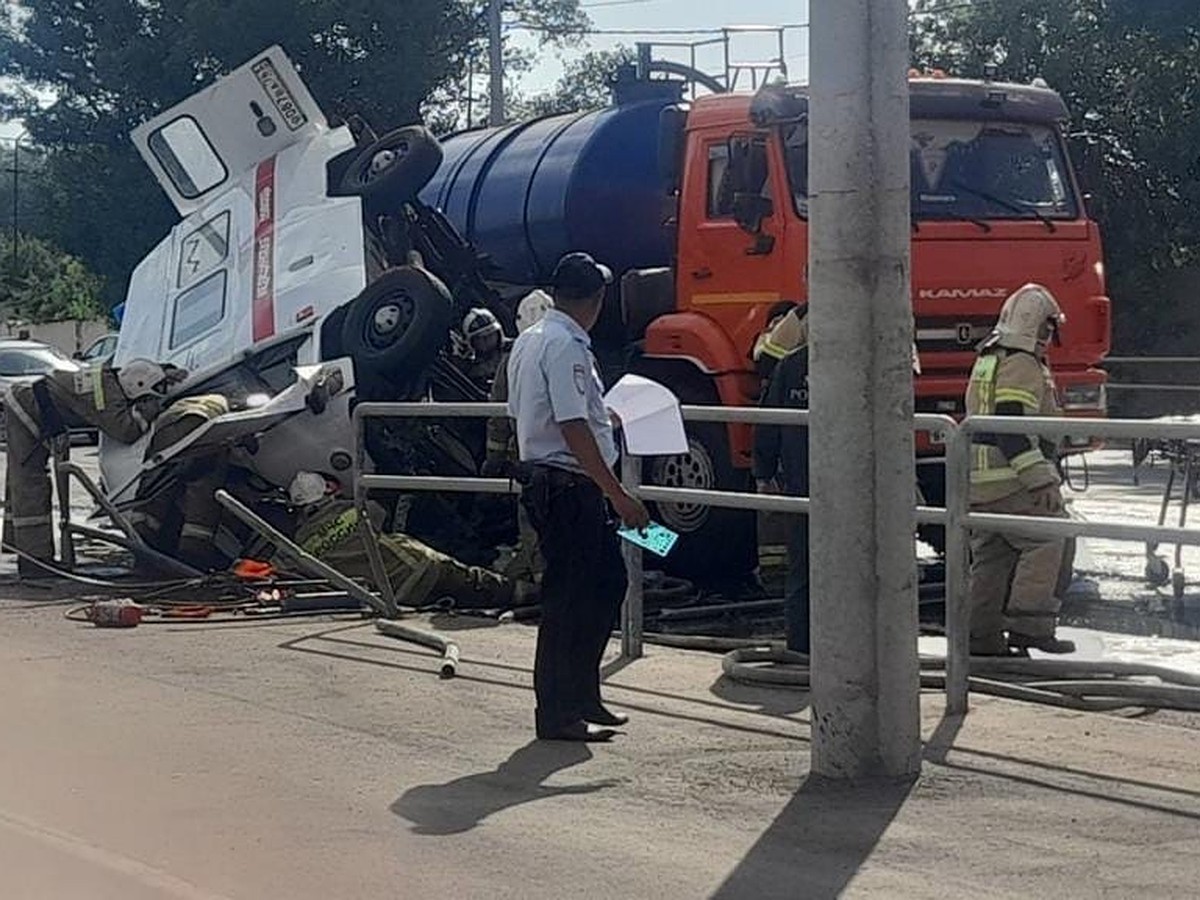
[102,46,502,558]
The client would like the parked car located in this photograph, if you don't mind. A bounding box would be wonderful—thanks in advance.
[0,339,99,444]
[75,333,119,366]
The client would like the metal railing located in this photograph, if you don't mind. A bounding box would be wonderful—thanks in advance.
[351,401,1200,718]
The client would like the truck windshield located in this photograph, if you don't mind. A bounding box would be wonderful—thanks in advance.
[783,118,1079,222]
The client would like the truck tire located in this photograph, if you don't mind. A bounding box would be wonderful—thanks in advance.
[339,126,444,207]
[636,364,758,582]
[341,266,454,382]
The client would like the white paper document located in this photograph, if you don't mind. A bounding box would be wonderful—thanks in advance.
[603,374,689,456]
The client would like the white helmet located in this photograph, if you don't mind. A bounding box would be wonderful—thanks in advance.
[516,290,553,333]
[288,471,328,507]
[981,284,1064,355]
[462,308,502,346]
[116,359,183,399]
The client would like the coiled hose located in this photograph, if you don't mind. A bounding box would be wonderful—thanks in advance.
[706,642,1200,713]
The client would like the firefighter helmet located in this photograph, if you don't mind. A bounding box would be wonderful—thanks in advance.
[981,284,1064,355]
[516,290,553,334]
[462,308,502,345]
[116,359,185,399]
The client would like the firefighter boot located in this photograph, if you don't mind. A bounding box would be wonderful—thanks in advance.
[1008,632,1076,654]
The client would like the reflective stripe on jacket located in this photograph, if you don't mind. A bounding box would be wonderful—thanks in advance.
[966,349,1061,505]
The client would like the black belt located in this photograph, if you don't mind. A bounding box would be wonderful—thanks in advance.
[511,461,592,489]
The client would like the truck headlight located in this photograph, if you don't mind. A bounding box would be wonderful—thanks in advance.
[1060,383,1106,412]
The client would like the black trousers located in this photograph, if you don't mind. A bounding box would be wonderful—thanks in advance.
[522,470,627,734]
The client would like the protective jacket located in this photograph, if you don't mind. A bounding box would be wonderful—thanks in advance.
[967,348,1061,505]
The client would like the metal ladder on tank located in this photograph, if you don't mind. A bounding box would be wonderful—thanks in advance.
[634,25,790,100]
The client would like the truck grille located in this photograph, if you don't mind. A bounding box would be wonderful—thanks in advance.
[914,316,995,354]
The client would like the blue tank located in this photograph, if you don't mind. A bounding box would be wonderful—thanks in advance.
[421,87,681,287]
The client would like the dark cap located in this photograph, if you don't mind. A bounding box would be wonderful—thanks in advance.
[551,252,613,301]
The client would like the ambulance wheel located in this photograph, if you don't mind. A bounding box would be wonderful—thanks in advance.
[635,363,758,582]
[340,125,444,207]
[342,266,453,382]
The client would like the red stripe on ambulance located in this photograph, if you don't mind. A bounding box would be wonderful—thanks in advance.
[252,158,277,342]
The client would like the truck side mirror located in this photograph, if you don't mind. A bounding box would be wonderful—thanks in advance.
[727,134,771,234]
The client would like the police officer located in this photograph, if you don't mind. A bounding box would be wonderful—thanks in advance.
[285,473,513,609]
[507,252,649,742]
[3,359,184,576]
[753,306,811,654]
[966,283,1075,656]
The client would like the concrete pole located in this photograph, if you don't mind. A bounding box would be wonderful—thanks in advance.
[487,0,505,127]
[807,0,921,779]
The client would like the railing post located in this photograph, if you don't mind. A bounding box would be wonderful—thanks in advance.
[944,424,972,715]
[620,453,644,660]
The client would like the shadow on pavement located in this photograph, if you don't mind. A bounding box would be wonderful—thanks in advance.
[391,740,617,835]
[711,773,915,900]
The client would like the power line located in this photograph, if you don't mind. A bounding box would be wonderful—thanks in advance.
[507,23,810,36]
[580,0,658,8]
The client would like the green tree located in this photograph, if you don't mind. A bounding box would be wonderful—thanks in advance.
[911,0,1200,354]
[513,46,637,118]
[0,0,586,307]
[1,232,105,323]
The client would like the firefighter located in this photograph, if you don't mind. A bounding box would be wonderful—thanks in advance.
[482,290,553,586]
[966,283,1076,656]
[2,359,184,576]
[462,307,509,387]
[128,394,237,570]
[286,472,514,609]
[753,339,811,654]
[752,302,808,381]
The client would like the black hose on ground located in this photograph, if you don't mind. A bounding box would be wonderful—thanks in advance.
[711,643,1200,713]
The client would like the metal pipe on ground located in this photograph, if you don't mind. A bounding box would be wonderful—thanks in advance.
[212,490,460,678]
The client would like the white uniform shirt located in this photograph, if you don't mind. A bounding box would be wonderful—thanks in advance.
[506,308,617,473]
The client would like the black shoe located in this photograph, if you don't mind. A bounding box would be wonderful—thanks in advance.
[583,706,629,727]
[537,720,617,743]
[972,646,1030,659]
[1008,633,1076,655]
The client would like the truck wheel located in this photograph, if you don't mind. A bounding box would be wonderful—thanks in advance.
[637,366,758,582]
[341,267,453,382]
[339,126,444,207]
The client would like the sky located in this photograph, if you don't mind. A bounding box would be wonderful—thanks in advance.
[0,0,812,141]
[515,0,811,95]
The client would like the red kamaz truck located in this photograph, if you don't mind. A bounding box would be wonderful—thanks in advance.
[421,64,1111,577]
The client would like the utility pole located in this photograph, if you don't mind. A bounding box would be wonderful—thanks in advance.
[487,0,504,127]
[807,0,921,779]
[5,131,26,300]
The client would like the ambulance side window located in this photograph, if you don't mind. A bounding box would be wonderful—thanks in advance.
[147,116,228,200]
[170,270,227,350]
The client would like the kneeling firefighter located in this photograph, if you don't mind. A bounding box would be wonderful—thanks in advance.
[287,473,514,609]
[128,394,238,571]
[966,283,1075,656]
[3,360,184,576]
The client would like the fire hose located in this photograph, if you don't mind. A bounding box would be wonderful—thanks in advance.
[707,642,1200,713]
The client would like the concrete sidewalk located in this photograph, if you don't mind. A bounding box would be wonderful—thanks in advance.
[0,590,1197,899]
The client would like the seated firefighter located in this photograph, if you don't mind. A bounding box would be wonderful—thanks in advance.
[284,472,516,610]
[3,359,185,577]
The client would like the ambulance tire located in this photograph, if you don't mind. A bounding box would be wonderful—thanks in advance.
[635,363,758,582]
[341,266,454,383]
[339,126,444,207]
